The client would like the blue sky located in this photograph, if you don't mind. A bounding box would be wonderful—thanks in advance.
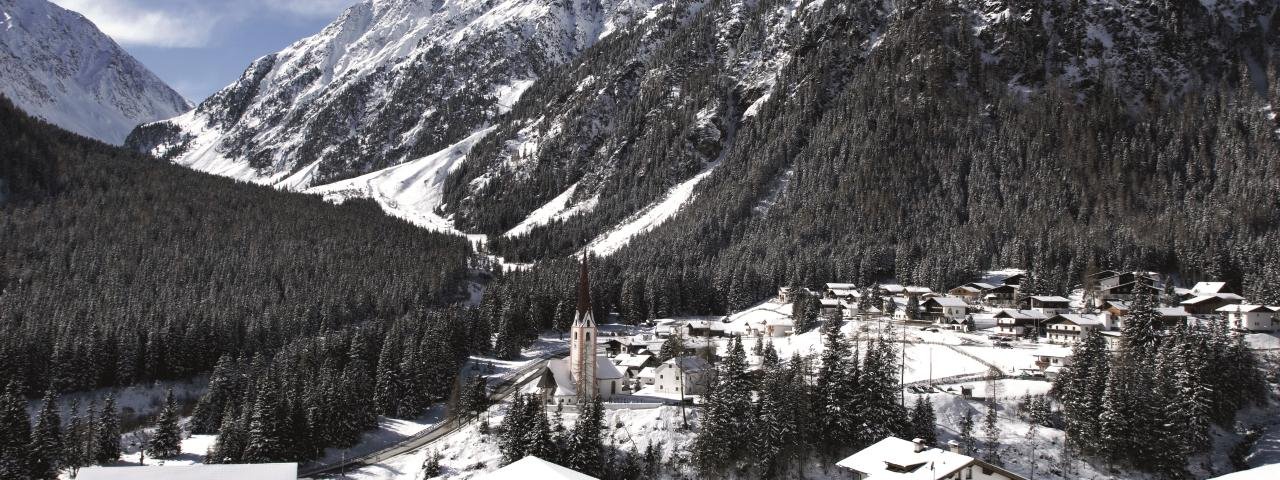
[51,0,358,102]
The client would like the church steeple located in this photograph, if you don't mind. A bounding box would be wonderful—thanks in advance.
[574,253,595,327]
[569,253,598,398]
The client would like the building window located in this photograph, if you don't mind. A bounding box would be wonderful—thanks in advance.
[587,332,592,341]
[574,332,578,340]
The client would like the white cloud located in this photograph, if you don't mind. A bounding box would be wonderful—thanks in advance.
[51,0,222,48]
[49,0,358,48]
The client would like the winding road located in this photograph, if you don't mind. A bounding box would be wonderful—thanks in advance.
[298,350,564,478]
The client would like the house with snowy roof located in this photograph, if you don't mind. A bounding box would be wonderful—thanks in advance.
[1181,292,1246,315]
[948,283,997,303]
[1217,304,1278,332]
[1176,281,1231,298]
[485,455,598,480]
[652,355,712,396]
[922,296,969,322]
[1025,296,1071,315]
[78,463,296,480]
[836,437,1026,480]
[1044,314,1106,345]
[537,257,625,405]
[992,309,1049,339]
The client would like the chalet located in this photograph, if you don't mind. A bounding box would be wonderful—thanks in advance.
[1030,346,1073,378]
[79,464,297,480]
[922,297,969,322]
[1090,271,1162,305]
[600,338,623,356]
[948,282,997,303]
[825,282,862,300]
[987,270,1025,286]
[819,298,844,318]
[1156,307,1192,328]
[1098,331,1124,351]
[1044,314,1105,345]
[635,367,657,387]
[763,318,795,337]
[992,309,1048,339]
[983,284,1019,307]
[1026,296,1071,315]
[1216,305,1278,332]
[1181,293,1245,315]
[905,286,934,298]
[1175,281,1232,300]
[685,320,731,338]
[879,284,906,296]
[836,437,1026,480]
[611,353,657,375]
[652,356,713,396]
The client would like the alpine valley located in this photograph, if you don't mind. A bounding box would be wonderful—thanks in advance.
[3,0,1280,479]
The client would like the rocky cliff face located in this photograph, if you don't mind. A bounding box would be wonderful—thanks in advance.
[127,0,660,188]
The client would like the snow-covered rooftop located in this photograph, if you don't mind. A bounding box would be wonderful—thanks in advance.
[484,455,599,480]
[835,437,974,480]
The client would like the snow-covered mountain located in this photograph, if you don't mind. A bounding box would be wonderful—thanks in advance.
[0,0,190,144]
[127,0,661,189]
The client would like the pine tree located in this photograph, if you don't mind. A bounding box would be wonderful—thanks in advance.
[148,389,182,459]
[30,391,64,479]
[421,450,443,478]
[94,395,121,465]
[909,396,937,445]
[813,322,858,460]
[459,375,489,418]
[692,336,756,473]
[982,398,1001,464]
[564,396,605,476]
[243,382,290,463]
[498,393,529,464]
[657,332,685,362]
[190,354,238,434]
[0,380,34,478]
[62,401,85,473]
[958,408,977,455]
[206,404,247,463]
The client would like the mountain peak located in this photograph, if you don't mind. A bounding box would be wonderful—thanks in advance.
[0,0,191,144]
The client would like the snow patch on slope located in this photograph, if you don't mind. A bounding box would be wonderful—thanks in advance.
[584,162,719,256]
[502,182,598,237]
[306,127,496,233]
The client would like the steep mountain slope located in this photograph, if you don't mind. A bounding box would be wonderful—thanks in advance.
[441,0,1280,316]
[446,0,1278,256]
[127,0,660,189]
[0,0,190,144]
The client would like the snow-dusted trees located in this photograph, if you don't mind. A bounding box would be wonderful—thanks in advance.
[148,389,182,459]
[0,381,34,478]
[908,396,937,446]
[30,391,64,479]
[693,336,756,472]
[93,396,121,465]
[813,324,860,461]
[1055,294,1268,474]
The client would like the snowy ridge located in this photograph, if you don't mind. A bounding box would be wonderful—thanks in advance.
[583,162,719,257]
[502,181,598,238]
[0,0,190,144]
[306,127,496,233]
[129,0,662,189]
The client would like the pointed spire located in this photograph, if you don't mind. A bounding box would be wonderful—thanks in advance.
[576,253,592,315]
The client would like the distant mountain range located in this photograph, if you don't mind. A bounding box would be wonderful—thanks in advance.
[0,0,190,144]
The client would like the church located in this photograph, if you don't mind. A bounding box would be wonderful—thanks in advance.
[538,256,624,405]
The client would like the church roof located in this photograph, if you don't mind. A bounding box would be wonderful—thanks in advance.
[596,356,624,379]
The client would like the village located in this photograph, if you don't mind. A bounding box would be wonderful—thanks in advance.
[488,266,1280,480]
